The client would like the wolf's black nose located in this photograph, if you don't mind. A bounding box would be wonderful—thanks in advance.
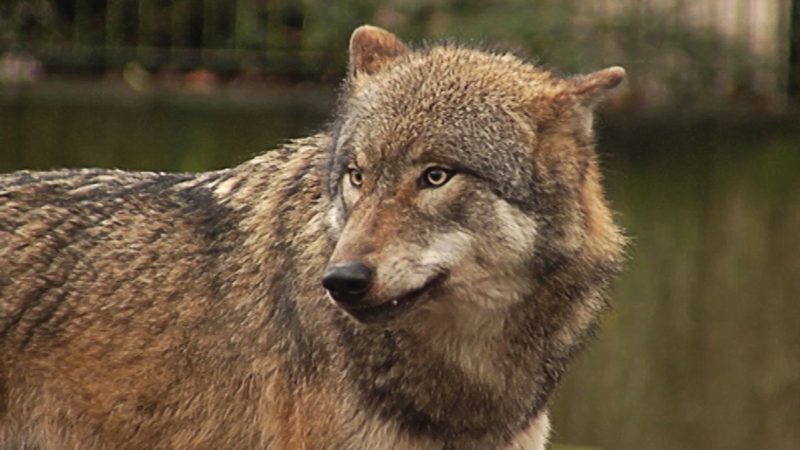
[322,262,373,304]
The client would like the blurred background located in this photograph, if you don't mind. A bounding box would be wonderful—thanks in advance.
[1,1,799,449]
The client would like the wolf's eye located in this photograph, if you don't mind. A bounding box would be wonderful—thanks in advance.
[420,167,453,188]
[348,168,363,188]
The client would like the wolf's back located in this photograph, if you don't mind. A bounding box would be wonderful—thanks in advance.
[0,168,229,347]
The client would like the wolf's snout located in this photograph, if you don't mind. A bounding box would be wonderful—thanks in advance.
[322,262,373,304]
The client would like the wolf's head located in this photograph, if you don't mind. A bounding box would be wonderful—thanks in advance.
[323,26,625,329]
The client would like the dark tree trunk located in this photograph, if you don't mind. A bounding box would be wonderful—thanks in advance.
[790,0,800,101]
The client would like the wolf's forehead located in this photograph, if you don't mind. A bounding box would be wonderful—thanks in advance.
[345,109,523,164]
[348,92,529,164]
[350,55,544,141]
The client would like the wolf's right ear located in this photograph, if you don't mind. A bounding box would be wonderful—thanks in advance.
[565,66,626,107]
[348,25,408,81]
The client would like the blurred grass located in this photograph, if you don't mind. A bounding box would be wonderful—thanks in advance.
[551,445,601,450]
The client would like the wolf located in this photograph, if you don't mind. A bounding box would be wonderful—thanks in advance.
[0,26,626,449]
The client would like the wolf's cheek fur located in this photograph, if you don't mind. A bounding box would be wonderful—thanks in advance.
[442,198,539,308]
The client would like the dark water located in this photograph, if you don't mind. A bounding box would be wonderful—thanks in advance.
[2,86,799,450]
[0,83,336,172]
[553,115,800,450]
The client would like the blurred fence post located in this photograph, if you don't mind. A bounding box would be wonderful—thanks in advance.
[0,0,795,103]
[73,0,90,46]
[107,0,122,51]
[203,0,216,48]
[789,0,800,101]
[137,0,150,58]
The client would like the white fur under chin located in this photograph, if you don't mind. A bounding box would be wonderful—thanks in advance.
[350,411,550,450]
[505,411,551,450]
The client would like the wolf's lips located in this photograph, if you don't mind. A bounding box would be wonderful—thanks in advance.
[339,272,448,323]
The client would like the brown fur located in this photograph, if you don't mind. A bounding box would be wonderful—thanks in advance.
[0,26,625,449]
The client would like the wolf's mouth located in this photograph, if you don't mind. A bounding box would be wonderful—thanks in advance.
[343,272,448,323]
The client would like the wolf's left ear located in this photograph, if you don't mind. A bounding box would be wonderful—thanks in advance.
[349,25,409,80]
[566,66,626,107]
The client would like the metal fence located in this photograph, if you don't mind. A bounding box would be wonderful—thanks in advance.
[0,0,796,103]
[583,0,793,103]
[1,0,335,75]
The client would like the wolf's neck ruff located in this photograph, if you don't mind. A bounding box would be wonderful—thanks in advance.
[332,306,553,444]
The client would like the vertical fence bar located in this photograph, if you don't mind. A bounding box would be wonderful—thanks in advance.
[137,0,153,63]
[203,0,216,48]
[203,0,216,66]
[777,0,790,95]
[234,0,245,49]
[172,0,190,64]
[73,0,89,46]
[107,0,124,66]
[72,0,93,67]
[789,0,800,99]
[107,0,118,47]
[172,0,180,52]
[235,0,263,50]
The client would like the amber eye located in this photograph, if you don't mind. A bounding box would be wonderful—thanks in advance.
[420,167,453,188]
[348,168,363,187]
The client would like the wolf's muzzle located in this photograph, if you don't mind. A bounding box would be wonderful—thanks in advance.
[322,262,373,304]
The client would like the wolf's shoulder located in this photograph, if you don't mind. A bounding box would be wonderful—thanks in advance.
[0,135,328,239]
[0,168,231,244]
[0,168,193,205]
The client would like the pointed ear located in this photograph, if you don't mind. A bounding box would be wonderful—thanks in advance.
[349,25,409,80]
[566,66,626,107]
